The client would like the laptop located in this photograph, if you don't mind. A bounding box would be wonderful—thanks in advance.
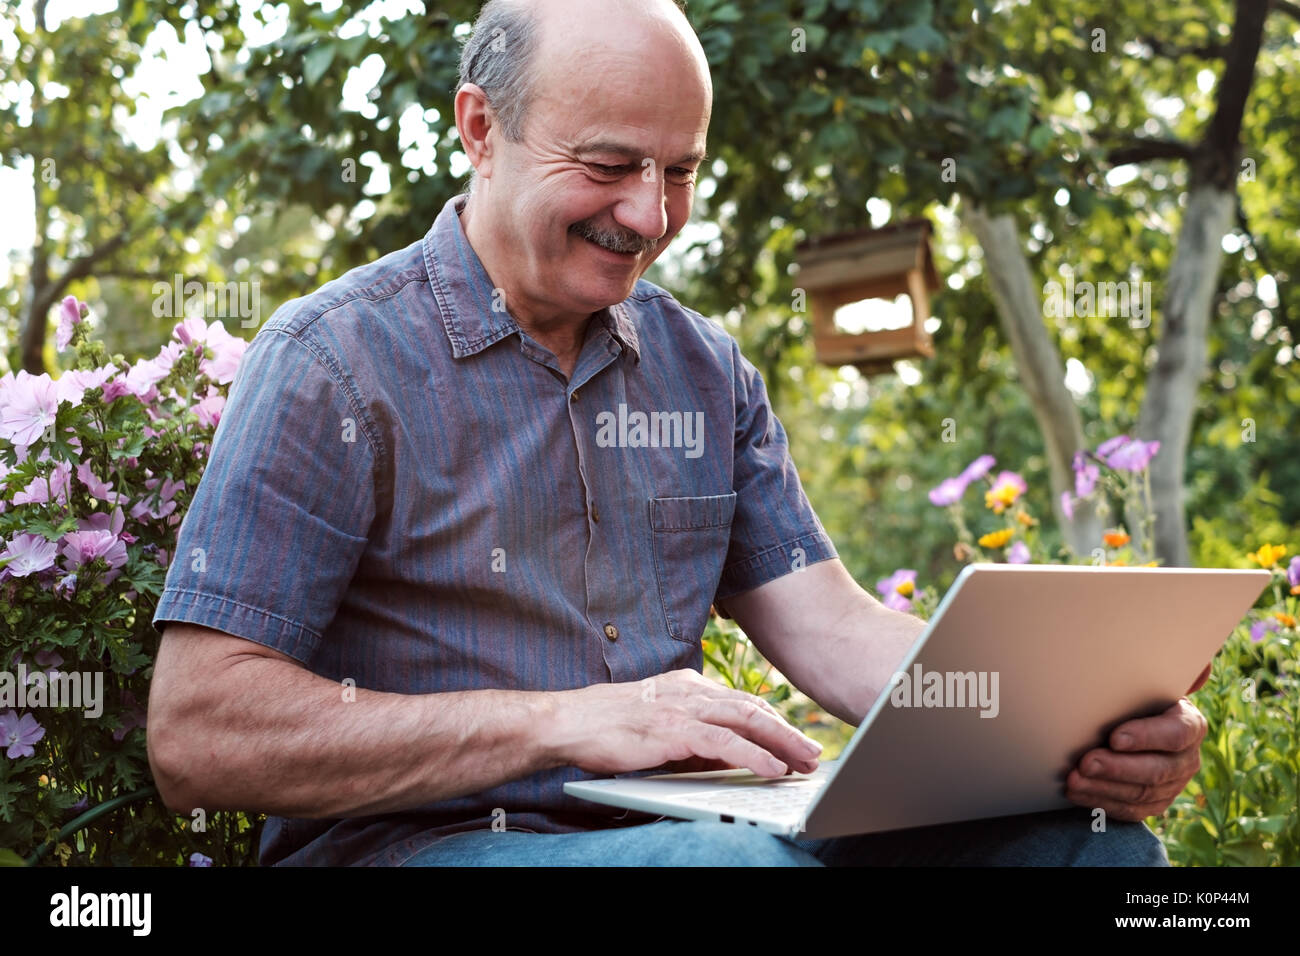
[564,563,1271,839]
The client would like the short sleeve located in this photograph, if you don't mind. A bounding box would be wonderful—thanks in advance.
[712,341,837,616]
[152,328,377,661]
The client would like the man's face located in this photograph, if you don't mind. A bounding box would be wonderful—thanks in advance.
[477,20,711,318]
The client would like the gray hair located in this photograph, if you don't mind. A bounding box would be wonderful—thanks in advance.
[456,0,540,144]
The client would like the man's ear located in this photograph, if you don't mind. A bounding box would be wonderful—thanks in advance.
[454,83,497,180]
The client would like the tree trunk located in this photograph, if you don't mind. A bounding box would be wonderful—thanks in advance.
[1134,186,1235,567]
[961,202,1103,556]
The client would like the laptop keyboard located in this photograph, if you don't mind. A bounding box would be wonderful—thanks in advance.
[670,778,822,820]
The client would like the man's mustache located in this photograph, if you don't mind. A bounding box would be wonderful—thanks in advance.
[570,219,661,256]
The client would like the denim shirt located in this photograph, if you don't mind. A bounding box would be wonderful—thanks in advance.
[152,193,836,865]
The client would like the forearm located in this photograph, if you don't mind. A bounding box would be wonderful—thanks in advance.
[799,590,927,726]
[728,559,927,727]
[150,652,561,819]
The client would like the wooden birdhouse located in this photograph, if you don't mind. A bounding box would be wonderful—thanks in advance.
[793,219,941,377]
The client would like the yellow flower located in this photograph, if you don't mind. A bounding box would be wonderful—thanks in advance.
[1273,612,1297,629]
[985,485,1019,514]
[1109,558,1129,567]
[1015,510,1038,527]
[979,528,1015,549]
[1248,543,1288,568]
[1143,561,1160,567]
[1103,530,1130,548]
[895,579,915,597]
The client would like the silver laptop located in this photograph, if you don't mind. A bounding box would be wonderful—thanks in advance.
[564,563,1270,839]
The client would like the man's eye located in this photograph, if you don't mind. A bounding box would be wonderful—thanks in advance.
[590,163,630,176]
[668,167,696,182]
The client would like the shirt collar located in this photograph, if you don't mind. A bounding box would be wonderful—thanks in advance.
[425,194,641,365]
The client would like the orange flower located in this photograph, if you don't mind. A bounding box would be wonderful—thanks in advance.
[1143,561,1160,567]
[1108,559,1129,567]
[1015,510,1038,527]
[1248,543,1287,568]
[1103,530,1130,548]
[979,528,1015,549]
[1273,612,1297,629]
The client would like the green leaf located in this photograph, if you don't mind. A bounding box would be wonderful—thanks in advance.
[303,45,336,87]
[0,848,26,866]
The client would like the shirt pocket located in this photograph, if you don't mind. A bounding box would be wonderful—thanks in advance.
[649,492,738,645]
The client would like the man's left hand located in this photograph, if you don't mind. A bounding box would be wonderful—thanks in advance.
[1065,663,1212,822]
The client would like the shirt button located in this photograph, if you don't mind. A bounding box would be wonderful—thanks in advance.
[591,501,600,522]
[570,390,580,403]
[603,623,619,641]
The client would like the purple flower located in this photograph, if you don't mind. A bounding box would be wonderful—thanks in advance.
[1060,491,1074,521]
[112,691,147,742]
[0,710,46,759]
[959,454,996,484]
[1007,541,1031,564]
[189,852,214,867]
[1287,556,1300,591]
[54,573,77,598]
[1250,618,1281,643]
[1106,438,1161,472]
[54,364,113,406]
[75,461,119,503]
[0,532,59,577]
[1096,434,1131,462]
[876,569,918,613]
[1071,451,1100,497]
[928,477,968,507]
[34,649,63,669]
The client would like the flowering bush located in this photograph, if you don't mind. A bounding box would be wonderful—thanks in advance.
[872,440,1299,866]
[0,297,262,865]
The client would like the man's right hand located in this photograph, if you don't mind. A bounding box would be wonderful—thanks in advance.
[544,669,823,778]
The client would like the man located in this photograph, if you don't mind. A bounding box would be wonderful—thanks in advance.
[147,0,1205,866]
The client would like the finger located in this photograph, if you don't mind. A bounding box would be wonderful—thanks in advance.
[680,720,790,777]
[1065,789,1172,824]
[690,697,822,773]
[1065,766,1187,808]
[1076,745,1201,787]
[1109,699,1207,753]
[1187,662,1212,694]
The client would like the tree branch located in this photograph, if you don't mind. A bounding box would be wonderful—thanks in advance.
[1107,138,1196,167]
[1135,34,1228,59]
[1271,0,1300,25]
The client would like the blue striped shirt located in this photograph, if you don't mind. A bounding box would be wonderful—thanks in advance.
[152,193,836,865]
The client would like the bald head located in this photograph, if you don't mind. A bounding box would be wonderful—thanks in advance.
[457,0,711,145]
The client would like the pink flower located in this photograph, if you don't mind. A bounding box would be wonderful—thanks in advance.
[75,461,120,503]
[200,322,248,385]
[55,365,115,407]
[56,296,88,352]
[0,371,59,446]
[1060,491,1074,521]
[193,387,225,429]
[0,534,58,577]
[78,505,126,538]
[59,529,128,584]
[1071,451,1100,497]
[1007,541,1031,564]
[12,461,72,506]
[0,710,46,758]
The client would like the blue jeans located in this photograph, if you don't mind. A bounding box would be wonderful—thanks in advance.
[399,808,1170,866]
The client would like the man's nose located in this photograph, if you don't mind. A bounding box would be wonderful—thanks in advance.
[613,168,668,244]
